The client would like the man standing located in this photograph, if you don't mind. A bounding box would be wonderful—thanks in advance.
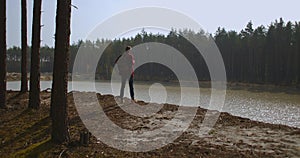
[115,46,135,102]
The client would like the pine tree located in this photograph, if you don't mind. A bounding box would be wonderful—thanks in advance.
[0,0,7,108]
[51,0,72,143]
[21,0,28,92]
[28,0,42,109]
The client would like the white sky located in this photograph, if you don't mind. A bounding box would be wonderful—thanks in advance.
[6,0,300,47]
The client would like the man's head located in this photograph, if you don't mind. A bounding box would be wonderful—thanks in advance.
[125,46,132,52]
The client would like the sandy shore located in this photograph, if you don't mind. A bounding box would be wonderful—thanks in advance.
[0,91,299,157]
[6,72,53,81]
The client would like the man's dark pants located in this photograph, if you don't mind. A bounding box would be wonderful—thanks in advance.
[120,74,134,100]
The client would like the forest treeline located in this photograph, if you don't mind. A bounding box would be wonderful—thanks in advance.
[6,18,300,85]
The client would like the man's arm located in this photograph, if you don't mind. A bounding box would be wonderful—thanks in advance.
[114,55,122,64]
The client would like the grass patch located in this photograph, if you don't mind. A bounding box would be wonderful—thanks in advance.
[12,137,54,158]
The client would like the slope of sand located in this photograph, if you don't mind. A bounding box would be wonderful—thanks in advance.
[0,91,299,157]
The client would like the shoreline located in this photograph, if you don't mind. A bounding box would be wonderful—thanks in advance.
[0,91,299,157]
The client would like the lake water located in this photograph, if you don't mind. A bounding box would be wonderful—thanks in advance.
[7,81,300,128]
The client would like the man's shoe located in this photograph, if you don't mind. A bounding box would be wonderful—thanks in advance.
[115,97,124,104]
[131,99,137,103]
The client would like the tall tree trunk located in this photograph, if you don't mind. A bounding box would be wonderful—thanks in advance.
[51,0,72,143]
[0,0,7,108]
[21,0,28,92]
[29,0,42,109]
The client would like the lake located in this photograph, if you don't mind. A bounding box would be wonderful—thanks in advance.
[7,81,300,128]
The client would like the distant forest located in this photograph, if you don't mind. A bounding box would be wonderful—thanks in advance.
[7,18,300,85]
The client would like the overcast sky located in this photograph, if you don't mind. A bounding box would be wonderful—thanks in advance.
[6,0,300,47]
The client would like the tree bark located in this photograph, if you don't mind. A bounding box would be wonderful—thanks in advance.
[51,0,72,143]
[29,0,42,109]
[0,0,7,108]
[21,0,28,92]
